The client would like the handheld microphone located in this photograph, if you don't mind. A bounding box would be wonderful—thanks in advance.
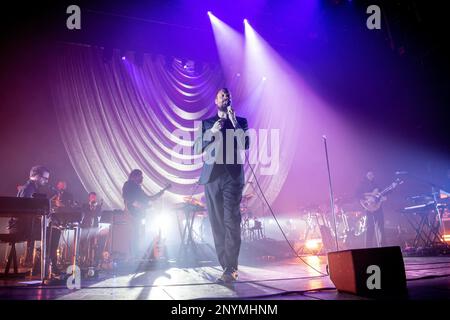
[226,101,238,128]
[224,97,232,110]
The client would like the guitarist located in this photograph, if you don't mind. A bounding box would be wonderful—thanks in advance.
[357,171,397,248]
[122,169,167,260]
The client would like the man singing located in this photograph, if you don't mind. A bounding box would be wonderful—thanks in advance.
[195,88,249,283]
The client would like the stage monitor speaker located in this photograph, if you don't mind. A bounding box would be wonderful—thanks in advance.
[327,246,407,298]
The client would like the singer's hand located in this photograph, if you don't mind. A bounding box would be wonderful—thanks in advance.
[211,119,224,134]
[227,107,238,128]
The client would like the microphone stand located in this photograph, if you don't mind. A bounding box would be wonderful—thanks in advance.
[323,136,339,252]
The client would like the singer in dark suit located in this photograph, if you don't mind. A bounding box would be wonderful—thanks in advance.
[194,88,249,283]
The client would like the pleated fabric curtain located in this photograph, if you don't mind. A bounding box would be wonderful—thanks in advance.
[51,43,297,211]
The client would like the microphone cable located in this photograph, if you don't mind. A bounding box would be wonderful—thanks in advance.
[200,119,329,276]
[244,157,329,276]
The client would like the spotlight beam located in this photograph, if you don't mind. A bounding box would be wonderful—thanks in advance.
[208,11,245,84]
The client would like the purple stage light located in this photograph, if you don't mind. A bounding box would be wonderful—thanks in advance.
[121,56,126,60]
[207,11,218,24]
[208,11,245,84]
[243,19,248,25]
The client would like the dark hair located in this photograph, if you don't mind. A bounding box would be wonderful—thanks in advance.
[218,88,230,95]
[129,169,143,180]
[29,165,49,178]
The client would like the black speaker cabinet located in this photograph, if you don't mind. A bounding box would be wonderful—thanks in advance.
[327,246,407,298]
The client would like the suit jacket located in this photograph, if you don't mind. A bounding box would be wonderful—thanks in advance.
[194,115,249,185]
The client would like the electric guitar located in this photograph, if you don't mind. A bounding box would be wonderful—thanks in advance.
[126,183,172,218]
[360,179,403,212]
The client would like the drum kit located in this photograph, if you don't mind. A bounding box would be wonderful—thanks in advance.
[174,193,371,250]
[240,193,265,242]
[299,198,367,251]
[173,190,265,248]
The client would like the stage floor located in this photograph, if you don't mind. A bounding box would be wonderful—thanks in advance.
[0,255,449,300]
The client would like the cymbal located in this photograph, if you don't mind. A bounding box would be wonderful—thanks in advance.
[182,196,194,202]
[182,196,205,206]
[192,199,204,206]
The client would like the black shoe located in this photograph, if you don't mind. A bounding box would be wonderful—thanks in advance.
[216,269,238,284]
[50,263,62,276]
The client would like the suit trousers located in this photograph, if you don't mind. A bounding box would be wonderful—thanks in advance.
[365,209,385,248]
[204,168,243,271]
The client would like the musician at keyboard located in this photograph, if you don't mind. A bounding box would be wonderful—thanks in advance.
[9,165,61,274]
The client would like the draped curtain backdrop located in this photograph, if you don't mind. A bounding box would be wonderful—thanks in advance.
[52,44,298,211]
